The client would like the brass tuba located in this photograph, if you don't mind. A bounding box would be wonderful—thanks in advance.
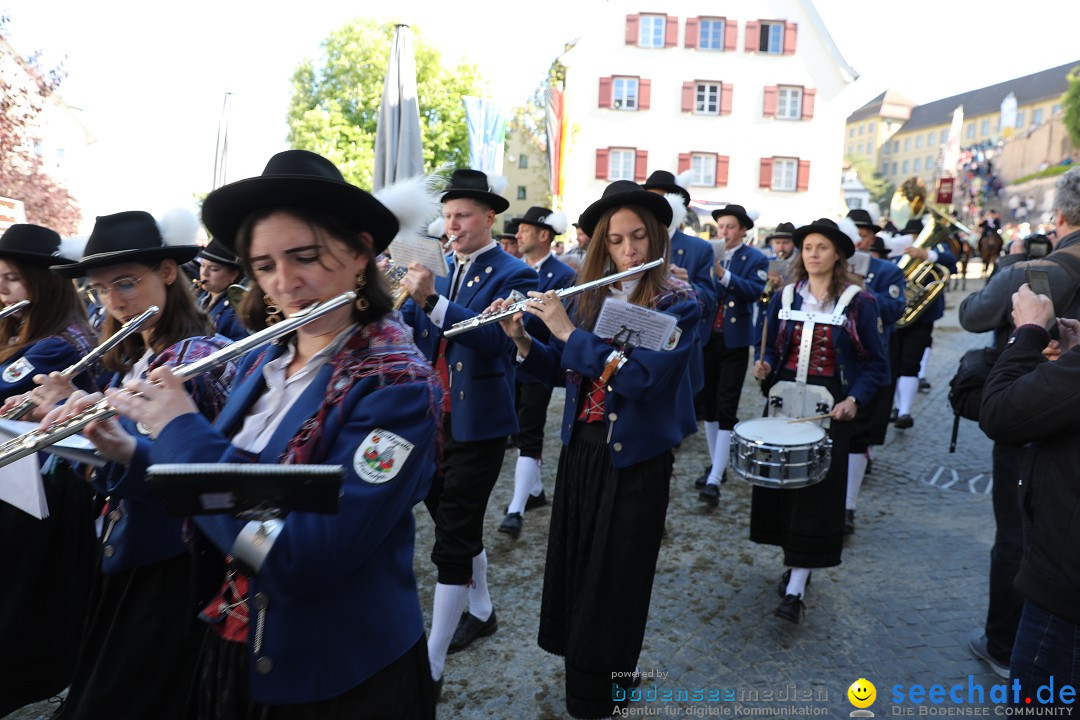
[890,178,969,329]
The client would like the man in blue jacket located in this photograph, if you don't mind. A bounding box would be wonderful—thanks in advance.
[400,169,537,686]
[697,204,768,506]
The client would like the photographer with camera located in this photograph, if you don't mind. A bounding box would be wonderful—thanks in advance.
[956,166,1080,679]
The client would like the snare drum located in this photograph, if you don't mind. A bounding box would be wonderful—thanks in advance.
[729,417,831,489]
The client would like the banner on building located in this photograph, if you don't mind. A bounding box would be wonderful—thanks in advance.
[936,177,955,205]
[545,86,568,204]
[463,96,507,177]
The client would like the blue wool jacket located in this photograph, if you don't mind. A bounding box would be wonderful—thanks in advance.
[716,243,769,348]
[670,229,718,392]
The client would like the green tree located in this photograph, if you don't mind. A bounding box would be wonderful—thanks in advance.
[287,20,486,188]
[1062,67,1080,149]
[845,154,894,206]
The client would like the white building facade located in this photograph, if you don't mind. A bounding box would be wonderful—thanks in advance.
[559,0,857,234]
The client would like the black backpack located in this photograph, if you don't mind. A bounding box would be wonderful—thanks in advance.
[947,346,999,452]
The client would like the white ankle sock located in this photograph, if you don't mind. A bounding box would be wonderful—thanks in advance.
[704,421,718,460]
[468,550,492,622]
[508,455,541,514]
[785,567,811,597]
[896,376,919,416]
[428,583,468,681]
[846,453,868,510]
[707,430,730,485]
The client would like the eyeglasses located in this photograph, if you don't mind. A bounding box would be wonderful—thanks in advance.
[87,271,151,304]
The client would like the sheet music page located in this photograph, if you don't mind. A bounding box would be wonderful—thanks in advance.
[593,299,679,351]
[0,453,47,519]
[387,235,449,277]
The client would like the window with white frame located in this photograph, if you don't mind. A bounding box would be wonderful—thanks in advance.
[966,123,975,138]
[1016,110,1026,128]
[869,121,875,133]
[1033,108,1044,125]
[915,135,923,149]
[914,158,922,172]
[777,86,802,120]
[612,77,638,110]
[892,140,899,152]
[848,197,863,209]
[857,142,863,154]
[882,161,889,174]
[858,125,864,135]
[902,160,910,173]
[848,143,854,155]
[891,162,897,175]
[1053,104,1062,115]
[926,155,934,170]
[696,83,720,114]
[904,137,911,151]
[849,127,855,138]
[691,154,716,185]
[927,131,936,146]
[699,18,725,49]
[980,118,990,135]
[759,22,783,53]
[609,149,636,180]
[772,157,797,191]
[639,15,665,48]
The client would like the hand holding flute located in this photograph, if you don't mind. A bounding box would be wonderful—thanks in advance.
[39,390,137,464]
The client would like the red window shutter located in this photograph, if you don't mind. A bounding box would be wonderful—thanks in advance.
[598,77,613,108]
[595,149,610,180]
[759,158,774,189]
[639,79,651,110]
[665,16,678,47]
[678,153,692,173]
[763,86,778,118]
[720,83,734,116]
[724,20,738,51]
[681,82,695,112]
[635,150,649,181]
[797,159,811,190]
[784,22,798,55]
[801,88,816,120]
[625,15,640,45]
[715,156,730,187]
[685,17,699,48]
[745,21,759,52]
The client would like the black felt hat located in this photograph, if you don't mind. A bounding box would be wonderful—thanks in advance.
[711,204,755,230]
[577,181,673,237]
[642,170,690,206]
[766,222,796,241]
[900,218,926,237]
[515,206,569,236]
[846,208,882,233]
[868,235,888,256]
[441,169,510,214]
[199,237,242,268]
[201,150,400,255]
[792,218,856,259]
[0,223,77,266]
[497,218,519,240]
[52,211,201,278]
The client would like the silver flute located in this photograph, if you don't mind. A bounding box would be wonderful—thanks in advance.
[443,257,665,338]
[0,291,356,469]
[2,305,161,421]
[0,300,30,320]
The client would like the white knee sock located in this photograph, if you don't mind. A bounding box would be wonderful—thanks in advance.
[707,430,730,485]
[529,458,544,496]
[846,453,868,510]
[467,550,492,622]
[785,567,811,597]
[508,454,540,514]
[704,420,718,460]
[919,347,932,379]
[428,583,469,681]
[896,376,919,416]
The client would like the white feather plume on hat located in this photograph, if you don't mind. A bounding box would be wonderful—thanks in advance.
[836,217,861,245]
[374,173,443,249]
[665,193,688,237]
[674,170,694,191]
[427,217,445,238]
[866,202,882,224]
[58,235,89,262]
[487,174,508,196]
[747,209,761,222]
[156,208,199,247]
[542,210,569,235]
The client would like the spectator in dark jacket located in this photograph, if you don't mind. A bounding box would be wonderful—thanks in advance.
[981,284,1080,705]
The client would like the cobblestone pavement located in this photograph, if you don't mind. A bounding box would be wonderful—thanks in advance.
[10,277,1012,720]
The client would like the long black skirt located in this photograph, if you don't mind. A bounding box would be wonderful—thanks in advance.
[0,460,98,717]
[538,421,672,720]
[185,631,436,720]
[57,551,205,720]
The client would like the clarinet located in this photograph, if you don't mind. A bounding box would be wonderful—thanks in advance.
[0,291,356,469]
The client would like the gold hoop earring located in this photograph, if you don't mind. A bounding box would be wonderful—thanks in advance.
[263,294,283,325]
[354,272,369,311]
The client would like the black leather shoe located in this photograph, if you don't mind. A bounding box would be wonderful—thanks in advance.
[894,414,914,429]
[694,465,712,488]
[504,490,547,515]
[865,457,873,476]
[844,509,856,535]
[918,378,931,392]
[889,408,899,422]
[775,594,805,624]
[498,512,523,539]
[433,676,443,704]
[698,482,720,507]
[777,569,812,598]
[448,610,497,653]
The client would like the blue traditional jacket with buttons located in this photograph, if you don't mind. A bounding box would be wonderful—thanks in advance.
[0,322,98,398]
[199,290,249,341]
[401,245,537,441]
[150,316,442,705]
[94,335,235,574]
[671,229,718,392]
[519,277,700,468]
[716,242,769,348]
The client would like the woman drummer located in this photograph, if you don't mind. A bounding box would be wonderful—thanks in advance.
[495,180,700,719]
[750,218,887,623]
[197,237,249,340]
[106,150,442,718]
[0,223,99,717]
[44,210,236,720]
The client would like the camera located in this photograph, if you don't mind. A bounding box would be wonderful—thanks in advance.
[1023,233,1053,259]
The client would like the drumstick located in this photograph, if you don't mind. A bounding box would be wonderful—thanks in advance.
[786,413,832,424]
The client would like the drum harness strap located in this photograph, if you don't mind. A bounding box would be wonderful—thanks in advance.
[779,284,861,383]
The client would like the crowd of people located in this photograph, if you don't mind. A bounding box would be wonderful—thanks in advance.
[2,154,1079,718]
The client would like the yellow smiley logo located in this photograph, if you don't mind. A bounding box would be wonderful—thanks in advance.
[848,678,876,708]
